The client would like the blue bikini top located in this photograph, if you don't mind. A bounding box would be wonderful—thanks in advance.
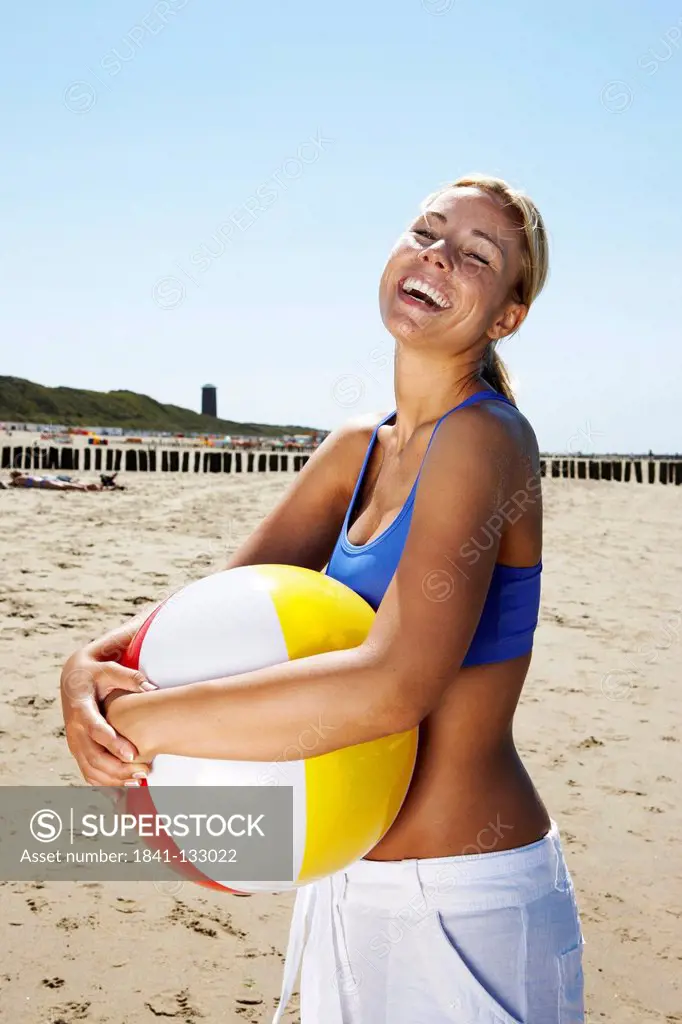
[325,390,542,667]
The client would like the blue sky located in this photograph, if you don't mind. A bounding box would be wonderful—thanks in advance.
[1,0,681,453]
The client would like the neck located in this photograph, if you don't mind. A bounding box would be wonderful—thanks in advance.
[390,344,487,450]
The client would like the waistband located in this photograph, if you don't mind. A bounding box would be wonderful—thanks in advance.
[336,820,570,912]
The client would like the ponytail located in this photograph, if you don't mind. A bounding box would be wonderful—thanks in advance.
[481,343,516,404]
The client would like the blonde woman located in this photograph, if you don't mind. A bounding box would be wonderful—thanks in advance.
[61,175,584,1023]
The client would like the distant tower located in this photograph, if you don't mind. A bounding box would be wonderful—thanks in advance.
[201,384,217,418]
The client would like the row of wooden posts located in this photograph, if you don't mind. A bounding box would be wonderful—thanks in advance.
[2,445,311,475]
[2,445,682,485]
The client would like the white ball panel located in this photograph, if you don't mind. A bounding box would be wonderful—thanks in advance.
[139,569,288,687]
[147,755,306,888]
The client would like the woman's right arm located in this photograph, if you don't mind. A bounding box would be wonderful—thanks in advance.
[60,416,375,785]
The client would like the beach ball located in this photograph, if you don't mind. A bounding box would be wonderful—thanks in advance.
[121,564,418,893]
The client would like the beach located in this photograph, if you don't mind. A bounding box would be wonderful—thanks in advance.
[0,472,680,1023]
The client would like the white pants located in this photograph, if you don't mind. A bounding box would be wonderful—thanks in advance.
[273,821,584,1023]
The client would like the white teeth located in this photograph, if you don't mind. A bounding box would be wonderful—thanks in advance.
[403,277,450,309]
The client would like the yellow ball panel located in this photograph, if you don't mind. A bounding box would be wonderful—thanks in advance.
[255,563,376,659]
[300,729,418,881]
[255,563,419,881]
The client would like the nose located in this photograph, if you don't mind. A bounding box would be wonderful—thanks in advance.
[418,239,452,273]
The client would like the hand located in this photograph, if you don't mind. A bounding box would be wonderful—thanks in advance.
[104,690,157,763]
[60,649,155,786]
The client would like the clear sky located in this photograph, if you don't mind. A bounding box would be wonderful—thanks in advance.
[2,0,681,453]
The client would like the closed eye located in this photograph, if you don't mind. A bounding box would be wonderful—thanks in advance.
[464,251,490,265]
[414,227,439,241]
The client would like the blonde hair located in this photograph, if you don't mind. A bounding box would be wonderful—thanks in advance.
[423,174,550,404]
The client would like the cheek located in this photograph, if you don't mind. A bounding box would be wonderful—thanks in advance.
[384,234,417,273]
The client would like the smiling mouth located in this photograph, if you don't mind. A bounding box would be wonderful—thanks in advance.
[398,277,451,311]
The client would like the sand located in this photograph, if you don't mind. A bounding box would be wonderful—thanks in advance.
[0,472,680,1023]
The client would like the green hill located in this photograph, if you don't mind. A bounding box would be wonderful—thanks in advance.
[0,377,322,437]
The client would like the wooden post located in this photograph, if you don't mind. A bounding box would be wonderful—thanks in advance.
[48,447,59,469]
[569,460,575,479]
[193,451,200,473]
[269,454,278,471]
[182,451,189,473]
[170,451,179,472]
[258,453,267,472]
[601,461,612,481]
[139,450,148,472]
[12,446,23,468]
[589,460,599,480]
[125,450,138,471]
[60,448,74,470]
[113,449,121,472]
[624,461,632,483]
[235,453,242,473]
[247,452,255,472]
[223,452,232,473]
[1,446,9,469]
[105,449,113,471]
[149,450,157,472]
[660,461,668,485]
[561,459,569,478]
[551,459,560,478]
[73,449,80,470]
[95,448,102,471]
[210,453,221,473]
[675,462,682,485]
[577,461,586,479]
[612,460,622,482]
[162,451,169,472]
[282,454,289,472]
[84,448,91,471]
[539,459,546,477]
[634,460,643,483]
[648,461,655,484]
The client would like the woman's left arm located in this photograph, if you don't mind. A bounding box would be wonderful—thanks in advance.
[107,408,517,762]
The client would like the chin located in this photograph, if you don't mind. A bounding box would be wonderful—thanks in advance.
[382,305,431,343]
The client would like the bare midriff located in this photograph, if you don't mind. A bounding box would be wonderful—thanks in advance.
[366,654,551,860]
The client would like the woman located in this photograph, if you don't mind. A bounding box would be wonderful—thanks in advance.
[61,174,585,1023]
[10,469,101,491]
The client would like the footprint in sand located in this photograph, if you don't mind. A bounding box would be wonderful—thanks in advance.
[575,736,604,749]
[41,977,65,989]
[9,695,55,712]
[144,988,203,1020]
[49,1001,90,1023]
[167,903,247,940]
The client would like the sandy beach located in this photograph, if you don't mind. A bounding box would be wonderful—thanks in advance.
[0,471,680,1023]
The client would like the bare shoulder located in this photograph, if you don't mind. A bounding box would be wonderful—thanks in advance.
[299,410,389,498]
[321,410,389,462]
[424,397,540,490]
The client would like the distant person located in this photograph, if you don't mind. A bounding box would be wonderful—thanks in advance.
[100,473,125,490]
[10,470,102,491]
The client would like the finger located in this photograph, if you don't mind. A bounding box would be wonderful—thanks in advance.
[83,766,135,787]
[95,662,158,700]
[82,750,151,784]
[66,699,139,766]
[87,711,140,763]
[87,746,151,780]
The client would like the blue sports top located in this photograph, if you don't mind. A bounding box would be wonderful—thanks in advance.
[324,390,542,667]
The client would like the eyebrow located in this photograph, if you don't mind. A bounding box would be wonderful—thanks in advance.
[420,211,507,256]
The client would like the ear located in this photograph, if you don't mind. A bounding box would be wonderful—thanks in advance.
[487,301,528,341]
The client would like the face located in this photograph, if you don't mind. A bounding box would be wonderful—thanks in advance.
[379,187,528,353]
